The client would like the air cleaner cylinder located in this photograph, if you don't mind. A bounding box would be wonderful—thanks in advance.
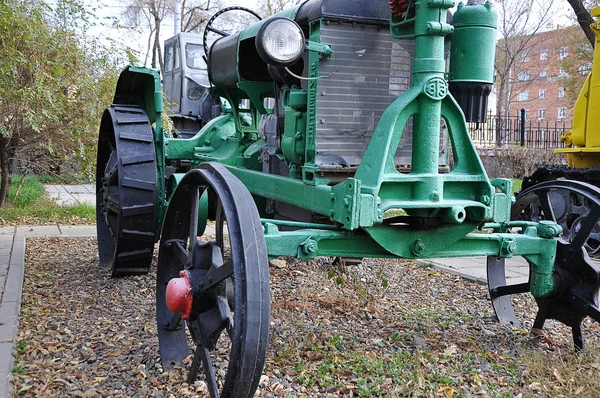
[448,1,498,123]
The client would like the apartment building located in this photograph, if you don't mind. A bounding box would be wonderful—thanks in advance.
[506,26,590,125]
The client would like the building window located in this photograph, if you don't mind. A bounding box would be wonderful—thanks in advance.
[539,89,546,99]
[517,72,530,81]
[539,69,547,78]
[558,87,565,98]
[558,107,567,119]
[559,68,568,77]
[538,109,545,120]
[579,63,593,75]
[540,49,548,60]
[559,47,569,60]
[517,91,529,101]
[521,52,530,62]
[524,109,529,120]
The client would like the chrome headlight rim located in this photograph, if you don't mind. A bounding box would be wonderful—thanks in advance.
[256,17,305,68]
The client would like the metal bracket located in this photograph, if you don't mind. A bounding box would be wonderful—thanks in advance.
[305,40,333,58]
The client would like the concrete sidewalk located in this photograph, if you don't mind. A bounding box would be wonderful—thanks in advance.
[0,223,530,396]
[425,256,529,285]
[44,184,95,206]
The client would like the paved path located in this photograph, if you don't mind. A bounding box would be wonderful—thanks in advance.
[425,256,528,285]
[44,184,95,206]
[0,221,530,396]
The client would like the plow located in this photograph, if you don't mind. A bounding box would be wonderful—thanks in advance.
[96,0,600,396]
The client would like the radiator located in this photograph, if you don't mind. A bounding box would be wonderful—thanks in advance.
[313,22,448,170]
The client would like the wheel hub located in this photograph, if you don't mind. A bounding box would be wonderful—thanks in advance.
[166,271,193,320]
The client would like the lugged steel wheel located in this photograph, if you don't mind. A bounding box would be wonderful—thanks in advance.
[96,105,158,277]
[156,163,270,398]
[488,180,600,349]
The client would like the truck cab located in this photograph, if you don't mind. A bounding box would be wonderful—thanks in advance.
[163,33,211,137]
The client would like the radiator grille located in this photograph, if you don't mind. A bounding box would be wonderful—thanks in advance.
[313,22,448,169]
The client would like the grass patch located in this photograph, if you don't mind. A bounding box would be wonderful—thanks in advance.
[512,179,522,193]
[8,174,46,208]
[37,173,91,185]
[0,174,95,225]
[519,346,600,397]
[0,203,95,225]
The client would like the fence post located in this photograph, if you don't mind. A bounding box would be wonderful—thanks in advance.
[520,108,526,147]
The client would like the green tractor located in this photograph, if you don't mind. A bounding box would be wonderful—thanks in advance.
[96,1,600,396]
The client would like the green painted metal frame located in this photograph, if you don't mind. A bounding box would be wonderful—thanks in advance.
[111,0,560,300]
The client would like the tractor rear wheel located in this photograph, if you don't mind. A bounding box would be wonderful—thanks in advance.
[96,105,158,276]
[156,163,270,398]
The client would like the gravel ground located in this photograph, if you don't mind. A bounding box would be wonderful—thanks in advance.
[12,237,600,397]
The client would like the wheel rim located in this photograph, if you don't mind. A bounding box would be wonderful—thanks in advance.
[156,163,269,398]
[488,180,600,350]
[95,105,158,276]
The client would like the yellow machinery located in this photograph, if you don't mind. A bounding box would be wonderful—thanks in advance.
[556,7,600,167]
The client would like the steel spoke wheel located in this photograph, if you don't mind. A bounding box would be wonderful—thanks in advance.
[156,163,270,398]
[488,180,600,350]
[96,105,158,276]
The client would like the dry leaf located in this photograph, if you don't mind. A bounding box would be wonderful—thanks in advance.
[553,369,566,385]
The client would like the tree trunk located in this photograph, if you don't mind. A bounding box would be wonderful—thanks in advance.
[495,77,507,146]
[0,139,13,207]
[153,17,161,70]
[566,0,596,48]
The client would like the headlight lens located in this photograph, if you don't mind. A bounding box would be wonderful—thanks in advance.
[256,18,305,67]
[187,80,203,101]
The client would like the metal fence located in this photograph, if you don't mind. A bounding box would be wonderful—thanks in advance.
[467,112,570,150]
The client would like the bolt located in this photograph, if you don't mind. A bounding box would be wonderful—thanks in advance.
[480,195,491,205]
[501,239,517,256]
[431,193,440,201]
[411,240,425,257]
[344,197,351,209]
[301,238,318,255]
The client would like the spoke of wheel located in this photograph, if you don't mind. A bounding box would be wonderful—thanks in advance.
[189,187,200,252]
[199,344,220,398]
[199,260,234,293]
[106,195,120,214]
[533,303,548,330]
[215,199,224,250]
[199,308,227,340]
[105,155,118,183]
[490,283,530,298]
[171,239,189,268]
[570,205,600,250]
[572,323,584,351]
[207,25,228,37]
[187,347,202,384]
[537,190,556,223]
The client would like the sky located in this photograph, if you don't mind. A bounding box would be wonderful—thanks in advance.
[82,0,577,68]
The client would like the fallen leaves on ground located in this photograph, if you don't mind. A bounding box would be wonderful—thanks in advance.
[12,237,600,397]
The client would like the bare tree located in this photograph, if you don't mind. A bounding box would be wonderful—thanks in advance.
[565,0,596,48]
[122,0,172,71]
[258,0,303,16]
[494,0,558,143]
[180,0,223,33]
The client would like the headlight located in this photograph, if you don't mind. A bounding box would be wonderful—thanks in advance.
[187,79,203,101]
[256,17,305,67]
